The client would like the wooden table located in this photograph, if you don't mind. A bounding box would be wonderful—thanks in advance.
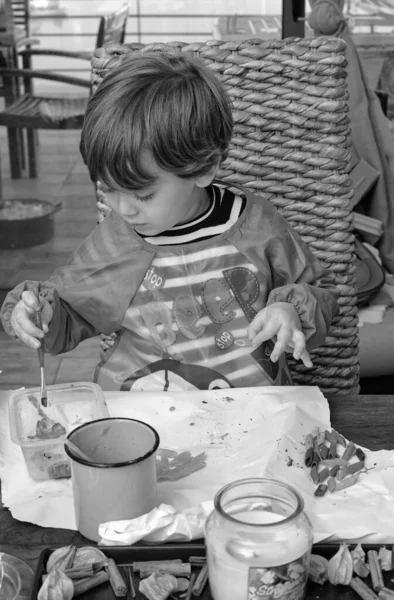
[1,394,393,572]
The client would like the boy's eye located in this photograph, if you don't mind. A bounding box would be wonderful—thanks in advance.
[136,192,155,202]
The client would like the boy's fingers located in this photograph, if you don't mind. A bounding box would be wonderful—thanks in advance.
[289,331,313,367]
[11,296,45,348]
[248,320,278,348]
[300,349,313,368]
[247,309,268,338]
[270,325,292,362]
[12,320,42,349]
[291,330,306,360]
[20,333,42,350]
[21,290,41,312]
[13,312,44,340]
[20,293,52,331]
[41,301,53,330]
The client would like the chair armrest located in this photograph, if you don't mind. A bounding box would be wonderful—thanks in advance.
[0,68,91,88]
[15,37,41,49]
[19,49,93,61]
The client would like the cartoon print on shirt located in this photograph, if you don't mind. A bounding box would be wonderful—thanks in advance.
[140,300,176,348]
[173,292,206,340]
[201,278,235,324]
[120,258,289,390]
[121,358,233,392]
[223,266,259,322]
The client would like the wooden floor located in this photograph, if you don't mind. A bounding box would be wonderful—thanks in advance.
[0,129,100,391]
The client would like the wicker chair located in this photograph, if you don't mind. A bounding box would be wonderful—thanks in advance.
[91,37,359,396]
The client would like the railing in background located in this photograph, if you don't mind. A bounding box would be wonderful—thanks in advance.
[22,0,394,96]
[26,5,286,94]
[29,12,278,48]
[28,7,394,64]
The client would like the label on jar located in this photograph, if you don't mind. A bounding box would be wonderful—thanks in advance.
[247,551,309,600]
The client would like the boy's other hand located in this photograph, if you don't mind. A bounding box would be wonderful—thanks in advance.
[247,302,313,368]
[10,291,53,350]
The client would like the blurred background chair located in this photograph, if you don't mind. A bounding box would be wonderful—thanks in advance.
[0,0,39,67]
[91,37,359,396]
[0,0,40,179]
[20,1,129,69]
[0,2,128,179]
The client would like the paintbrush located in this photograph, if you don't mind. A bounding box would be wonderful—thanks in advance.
[35,310,47,408]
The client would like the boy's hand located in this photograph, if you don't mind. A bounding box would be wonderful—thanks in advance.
[10,291,53,349]
[247,302,313,368]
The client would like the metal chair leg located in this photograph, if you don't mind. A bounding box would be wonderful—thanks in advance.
[7,127,22,179]
[18,129,26,170]
[27,129,37,178]
[0,148,3,203]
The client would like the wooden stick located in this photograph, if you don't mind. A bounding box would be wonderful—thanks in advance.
[185,573,197,600]
[192,563,209,596]
[379,588,394,600]
[350,577,380,600]
[64,439,93,463]
[189,556,206,566]
[64,566,94,580]
[105,558,127,597]
[73,571,110,597]
[43,567,95,583]
[132,559,182,572]
[368,551,385,593]
[139,563,191,578]
[127,567,136,599]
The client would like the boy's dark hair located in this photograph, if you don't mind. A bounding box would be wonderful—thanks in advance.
[80,52,234,190]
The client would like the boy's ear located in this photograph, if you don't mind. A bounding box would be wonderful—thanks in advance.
[195,155,221,188]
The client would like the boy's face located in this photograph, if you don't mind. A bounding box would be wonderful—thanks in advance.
[101,156,214,237]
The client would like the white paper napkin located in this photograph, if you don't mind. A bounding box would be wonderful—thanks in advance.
[1,386,394,543]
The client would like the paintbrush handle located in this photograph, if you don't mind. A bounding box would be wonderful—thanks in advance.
[64,439,93,463]
[35,311,45,367]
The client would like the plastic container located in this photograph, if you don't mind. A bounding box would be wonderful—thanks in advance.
[205,478,313,600]
[0,551,34,600]
[65,417,160,542]
[8,382,109,482]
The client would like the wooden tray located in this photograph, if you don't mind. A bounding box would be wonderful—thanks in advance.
[30,542,394,599]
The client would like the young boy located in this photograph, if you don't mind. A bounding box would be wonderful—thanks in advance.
[1,52,339,392]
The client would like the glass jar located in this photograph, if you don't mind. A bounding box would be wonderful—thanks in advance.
[205,478,313,600]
